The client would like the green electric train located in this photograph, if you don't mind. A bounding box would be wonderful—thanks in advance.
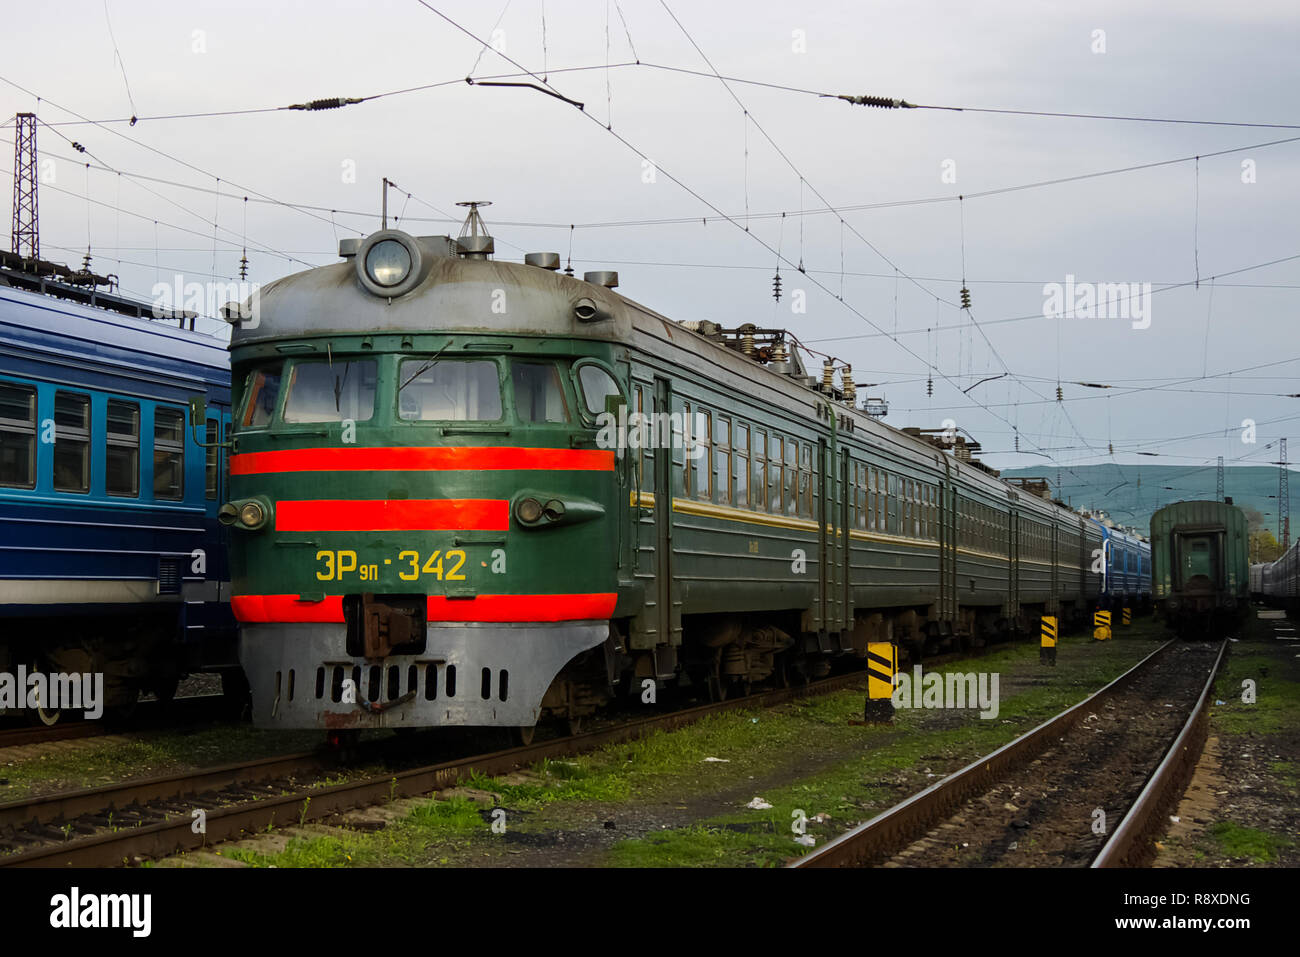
[207,208,1119,738]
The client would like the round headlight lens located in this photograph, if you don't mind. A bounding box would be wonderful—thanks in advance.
[239,501,266,528]
[365,239,412,287]
[516,498,543,524]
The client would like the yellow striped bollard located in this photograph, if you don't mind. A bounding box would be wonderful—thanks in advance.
[1040,615,1057,665]
[864,641,896,722]
[1093,609,1112,641]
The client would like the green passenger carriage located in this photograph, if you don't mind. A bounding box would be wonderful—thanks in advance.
[1150,499,1248,636]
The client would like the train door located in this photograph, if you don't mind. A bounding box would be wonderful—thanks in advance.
[839,446,851,634]
[651,377,681,651]
[1009,507,1020,618]
[939,459,958,624]
[1049,521,1059,614]
[816,436,833,636]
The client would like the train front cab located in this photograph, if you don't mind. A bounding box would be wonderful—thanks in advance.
[222,337,626,732]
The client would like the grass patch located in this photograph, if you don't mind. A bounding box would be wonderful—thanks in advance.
[1210,651,1300,736]
[1208,822,1294,863]
[0,723,325,801]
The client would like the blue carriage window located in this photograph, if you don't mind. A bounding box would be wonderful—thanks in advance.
[0,382,36,489]
[53,391,90,493]
[106,400,140,497]
[283,359,377,423]
[154,407,185,500]
[400,359,502,422]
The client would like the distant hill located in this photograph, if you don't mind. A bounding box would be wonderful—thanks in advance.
[998,464,1298,537]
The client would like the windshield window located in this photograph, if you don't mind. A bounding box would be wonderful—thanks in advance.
[240,364,282,429]
[512,361,569,423]
[398,359,502,421]
[283,359,377,423]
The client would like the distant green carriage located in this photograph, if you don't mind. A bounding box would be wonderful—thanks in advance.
[1149,499,1248,636]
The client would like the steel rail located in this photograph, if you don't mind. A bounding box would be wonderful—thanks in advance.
[1,667,872,866]
[1091,639,1228,867]
[0,694,228,751]
[790,640,1178,868]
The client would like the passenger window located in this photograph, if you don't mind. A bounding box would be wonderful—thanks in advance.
[713,417,730,505]
[751,430,766,511]
[400,359,502,421]
[283,359,377,423]
[106,400,140,497]
[512,361,569,423]
[734,423,749,505]
[53,391,90,493]
[154,407,185,500]
[784,442,796,515]
[690,409,712,500]
[768,435,783,512]
[576,364,621,418]
[0,382,36,489]
[795,447,806,520]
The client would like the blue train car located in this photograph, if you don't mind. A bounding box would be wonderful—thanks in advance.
[1086,514,1151,608]
[0,273,237,721]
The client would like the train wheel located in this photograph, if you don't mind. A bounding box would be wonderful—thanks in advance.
[512,725,537,747]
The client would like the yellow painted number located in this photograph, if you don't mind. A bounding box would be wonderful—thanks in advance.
[316,550,358,581]
[399,550,420,581]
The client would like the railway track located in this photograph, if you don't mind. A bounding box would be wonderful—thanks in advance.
[792,638,1227,868]
[0,694,232,751]
[0,665,884,866]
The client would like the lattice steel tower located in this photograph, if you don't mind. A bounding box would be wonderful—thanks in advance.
[11,112,38,259]
[1216,456,1224,502]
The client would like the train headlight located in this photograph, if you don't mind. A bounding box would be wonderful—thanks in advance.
[365,240,411,287]
[218,503,239,526]
[516,497,544,524]
[239,501,267,529]
[354,230,425,298]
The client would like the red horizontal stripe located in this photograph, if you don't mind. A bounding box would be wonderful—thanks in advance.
[275,499,508,532]
[233,594,344,623]
[231,446,614,475]
[426,593,618,622]
[232,593,616,624]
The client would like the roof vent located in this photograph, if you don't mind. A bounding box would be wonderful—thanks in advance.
[525,252,561,270]
[584,270,619,288]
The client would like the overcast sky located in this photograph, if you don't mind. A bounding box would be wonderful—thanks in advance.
[4,1,1298,504]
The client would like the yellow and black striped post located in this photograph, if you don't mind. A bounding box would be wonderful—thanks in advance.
[1122,607,1132,626]
[865,641,897,722]
[1040,615,1057,665]
[1093,609,1112,641]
